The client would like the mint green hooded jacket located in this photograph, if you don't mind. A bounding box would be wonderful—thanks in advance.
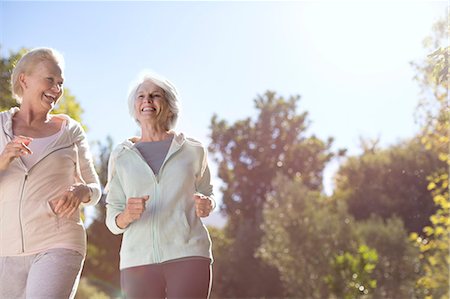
[105,132,214,270]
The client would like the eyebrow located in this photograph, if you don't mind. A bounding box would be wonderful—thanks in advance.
[137,90,163,95]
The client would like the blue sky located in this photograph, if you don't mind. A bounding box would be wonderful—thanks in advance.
[1,1,447,222]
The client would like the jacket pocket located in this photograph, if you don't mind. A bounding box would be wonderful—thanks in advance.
[45,200,65,230]
[47,200,58,217]
[161,209,191,244]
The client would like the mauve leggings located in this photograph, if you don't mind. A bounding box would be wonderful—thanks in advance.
[120,258,212,299]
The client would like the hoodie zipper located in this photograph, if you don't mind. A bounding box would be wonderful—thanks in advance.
[129,147,162,262]
[18,172,28,252]
[2,111,74,253]
[129,144,180,263]
[17,144,73,253]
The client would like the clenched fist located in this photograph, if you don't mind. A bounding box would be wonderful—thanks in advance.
[116,196,150,229]
[0,136,33,170]
[194,193,213,218]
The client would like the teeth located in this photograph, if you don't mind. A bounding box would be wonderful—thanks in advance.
[45,94,55,100]
[142,107,155,112]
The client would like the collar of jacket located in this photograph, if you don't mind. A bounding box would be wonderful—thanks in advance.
[120,131,186,154]
[2,107,83,146]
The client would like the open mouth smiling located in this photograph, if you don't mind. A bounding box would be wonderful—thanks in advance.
[141,107,156,112]
[44,93,57,103]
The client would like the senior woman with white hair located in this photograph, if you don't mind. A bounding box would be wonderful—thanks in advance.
[105,71,215,299]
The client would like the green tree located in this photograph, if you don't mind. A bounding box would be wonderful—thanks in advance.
[334,138,444,233]
[209,91,337,297]
[410,14,449,298]
[52,88,85,127]
[208,226,234,299]
[82,136,122,298]
[260,174,421,298]
[325,244,378,299]
[0,46,24,109]
[93,136,114,187]
[75,278,109,299]
[83,197,122,298]
[356,216,420,298]
[258,174,359,298]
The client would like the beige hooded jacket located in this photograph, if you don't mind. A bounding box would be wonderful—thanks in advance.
[0,108,101,256]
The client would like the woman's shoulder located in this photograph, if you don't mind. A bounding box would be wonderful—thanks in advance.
[50,114,88,144]
[51,113,77,123]
[173,131,204,148]
[179,134,207,159]
[0,107,19,121]
[110,138,135,159]
[51,113,83,130]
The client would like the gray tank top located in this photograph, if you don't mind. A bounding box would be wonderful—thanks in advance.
[135,136,173,175]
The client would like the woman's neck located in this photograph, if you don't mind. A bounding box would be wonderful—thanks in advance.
[14,105,51,126]
[140,124,171,142]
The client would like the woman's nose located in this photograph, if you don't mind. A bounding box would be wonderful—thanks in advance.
[51,84,62,93]
[143,96,153,103]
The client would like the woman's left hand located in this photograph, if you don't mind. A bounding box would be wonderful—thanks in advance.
[194,193,213,218]
[50,184,90,218]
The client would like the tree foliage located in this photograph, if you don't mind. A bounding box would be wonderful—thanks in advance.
[259,174,420,299]
[209,91,336,297]
[258,174,360,298]
[82,136,122,298]
[207,226,234,299]
[356,216,420,298]
[75,278,110,299]
[52,88,85,127]
[334,138,444,233]
[410,14,449,298]
[325,244,378,299]
[0,46,24,110]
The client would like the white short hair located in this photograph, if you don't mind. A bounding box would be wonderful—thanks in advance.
[11,47,65,104]
[127,70,180,129]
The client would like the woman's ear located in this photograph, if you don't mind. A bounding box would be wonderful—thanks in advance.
[19,73,28,90]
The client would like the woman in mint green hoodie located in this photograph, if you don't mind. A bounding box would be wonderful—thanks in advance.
[105,71,215,299]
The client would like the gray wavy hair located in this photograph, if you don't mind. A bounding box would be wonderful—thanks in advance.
[127,70,180,129]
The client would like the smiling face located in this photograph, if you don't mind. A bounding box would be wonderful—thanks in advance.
[134,80,171,129]
[20,59,64,112]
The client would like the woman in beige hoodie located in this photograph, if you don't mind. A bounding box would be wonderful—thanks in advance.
[0,48,101,299]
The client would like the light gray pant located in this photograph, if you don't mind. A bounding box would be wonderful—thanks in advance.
[0,248,84,299]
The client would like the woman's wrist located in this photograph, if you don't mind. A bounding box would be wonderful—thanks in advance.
[72,184,91,203]
[116,212,131,229]
[83,185,93,203]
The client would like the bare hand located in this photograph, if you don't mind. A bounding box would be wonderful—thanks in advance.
[0,136,33,170]
[117,196,150,228]
[194,193,213,218]
[50,184,90,218]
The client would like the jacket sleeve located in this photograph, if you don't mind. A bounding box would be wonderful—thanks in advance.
[105,149,128,235]
[195,147,216,209]
[74,124,101,206]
